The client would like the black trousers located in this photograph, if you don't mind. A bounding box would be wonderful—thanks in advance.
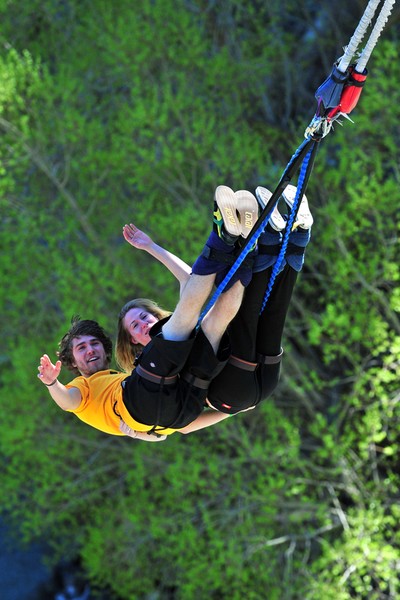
[122,320,230,430]
[208,265,298,413]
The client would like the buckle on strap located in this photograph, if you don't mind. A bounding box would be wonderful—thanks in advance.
[181,371,210,390]
[228,356,258,371]
[135,364,178,385]
[259,348,284,365]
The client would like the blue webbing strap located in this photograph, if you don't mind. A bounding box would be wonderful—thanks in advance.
[260,140,319,313]
[197,137,317,327]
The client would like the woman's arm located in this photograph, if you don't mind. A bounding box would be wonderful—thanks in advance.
[123,223,191,293]
[178,404,256,434]
[177,409,231,434]
[37,354,82,410]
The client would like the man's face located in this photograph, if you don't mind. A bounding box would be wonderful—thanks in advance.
[71,335,109,377]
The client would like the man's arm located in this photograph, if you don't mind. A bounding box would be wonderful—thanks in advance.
[123,223,191,293]
[37,354,82,411]
[119,420,167,442]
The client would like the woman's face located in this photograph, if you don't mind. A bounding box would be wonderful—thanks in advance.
[123,308,159,347]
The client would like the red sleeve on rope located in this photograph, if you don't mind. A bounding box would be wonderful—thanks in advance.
[327,66,368,119]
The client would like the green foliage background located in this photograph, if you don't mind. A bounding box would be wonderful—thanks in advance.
[0,1,399,598]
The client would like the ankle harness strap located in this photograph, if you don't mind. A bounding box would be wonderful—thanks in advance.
[201,246,255,268]
[258,244,281,255]
[286,243,305,255]
[259,243,304,256]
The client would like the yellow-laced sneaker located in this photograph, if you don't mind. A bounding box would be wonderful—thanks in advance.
[213,185,241,245]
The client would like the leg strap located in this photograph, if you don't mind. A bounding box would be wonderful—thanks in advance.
[228,348,284,370]
[181,371,210,390]
[228,356,258,371]
[136,364,212,391]
[135,364,178,385]
[258,348,284,364]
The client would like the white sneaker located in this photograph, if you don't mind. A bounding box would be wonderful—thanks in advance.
[235,189,259,238]
[255,186,286,232]
[282,184,313,230]
[214,185,242,241]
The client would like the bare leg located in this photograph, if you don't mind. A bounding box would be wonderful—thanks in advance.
[201,280,245,352]
[162,273,216,341]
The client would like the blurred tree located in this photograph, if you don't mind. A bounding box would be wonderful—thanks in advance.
[0,1,399,599]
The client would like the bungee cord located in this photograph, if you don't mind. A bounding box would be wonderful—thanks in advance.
[197,0,396,326]
[355,0,396,72]
[260,143,318,314]
[337,0,383,73]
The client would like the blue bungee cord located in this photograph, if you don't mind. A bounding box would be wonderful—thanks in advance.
[259,144,314,314]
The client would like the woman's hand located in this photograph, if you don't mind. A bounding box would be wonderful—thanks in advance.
[38,354,62,385]
[123,223,153,250]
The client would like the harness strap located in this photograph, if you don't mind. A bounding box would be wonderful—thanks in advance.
[136,364,211,390]
[228,349,284,371]
[135,364,178,385]
[286,242,306,256]
[258,244,281,255]
[201,245,255,268]
[181,371,210,390]
[259,348,284,364]
[228,356,258,371]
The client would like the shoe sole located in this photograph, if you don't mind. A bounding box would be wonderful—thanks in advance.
[215,185,242,237]
[282,184,313,230]
[235,190,259,238]
[255,186,286,232]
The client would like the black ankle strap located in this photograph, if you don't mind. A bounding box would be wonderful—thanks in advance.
[258,244,281,255]
[201,246,255,268]
[286,243,305,256]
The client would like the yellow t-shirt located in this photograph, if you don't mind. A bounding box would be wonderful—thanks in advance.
[65,370,178,436]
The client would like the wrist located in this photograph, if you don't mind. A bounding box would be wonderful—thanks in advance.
[44,378,58,387]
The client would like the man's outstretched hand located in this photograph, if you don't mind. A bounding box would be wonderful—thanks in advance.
[38,354,62,385]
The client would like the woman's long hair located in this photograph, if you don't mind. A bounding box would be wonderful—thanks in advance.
[116,298,171,373]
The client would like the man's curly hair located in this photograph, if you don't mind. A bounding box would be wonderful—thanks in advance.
[57,316,113,375]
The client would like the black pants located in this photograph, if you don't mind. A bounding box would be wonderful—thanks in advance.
[122,320,230,430]
[208,265,298,413]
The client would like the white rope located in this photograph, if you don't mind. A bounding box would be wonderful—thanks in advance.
[337,0,382,73]
[356,0,397,72]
